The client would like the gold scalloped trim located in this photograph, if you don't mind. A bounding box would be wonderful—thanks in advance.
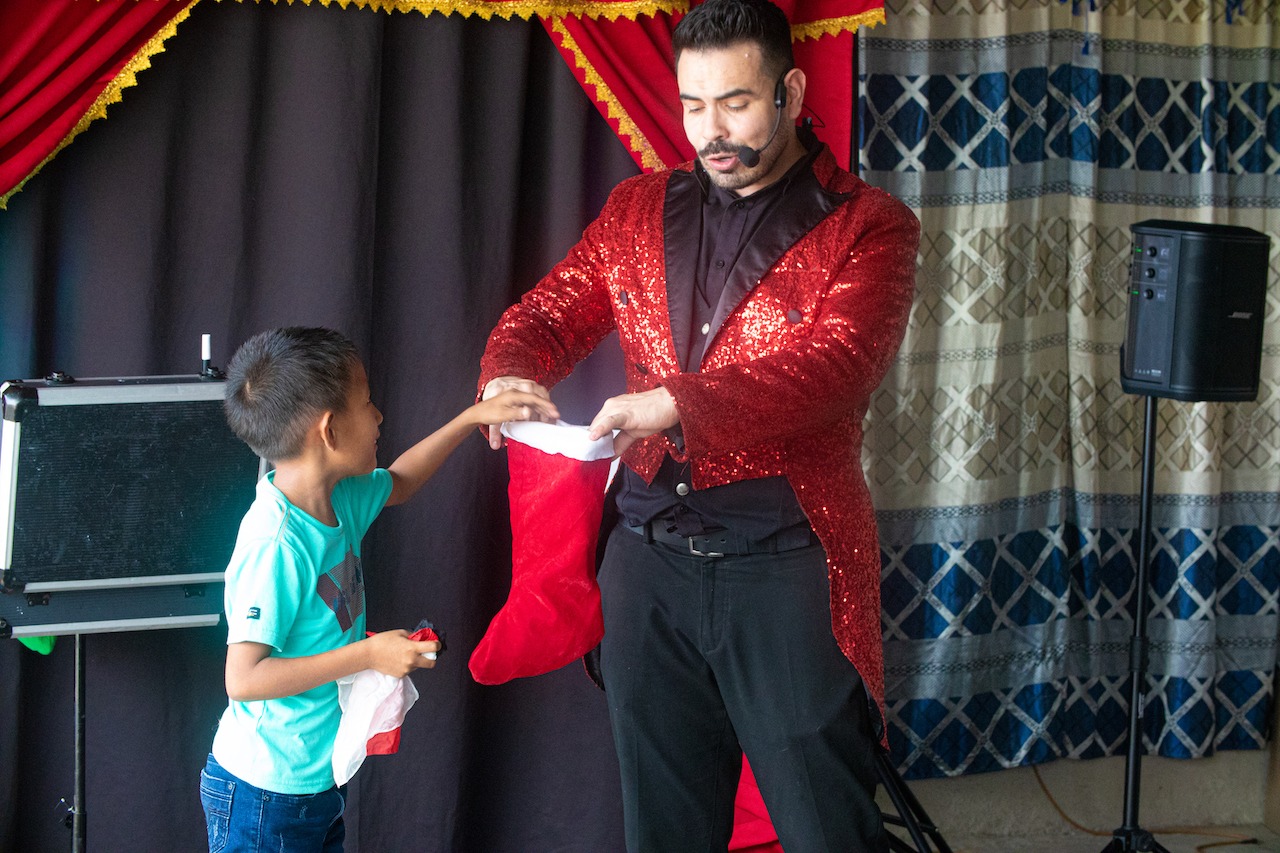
[792,7,886,40]
[234,0,686,21]
[1,1,203,210]
[548,17,668,172]
[234,0,880,28]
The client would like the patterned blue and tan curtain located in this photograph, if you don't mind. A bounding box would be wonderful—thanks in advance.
[860,0,1279,779]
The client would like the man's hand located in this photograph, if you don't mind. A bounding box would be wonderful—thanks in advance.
[588,386,679,455]
[482,376,553,449]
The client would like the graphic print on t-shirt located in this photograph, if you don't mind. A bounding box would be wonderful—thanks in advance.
[316,550,365,632]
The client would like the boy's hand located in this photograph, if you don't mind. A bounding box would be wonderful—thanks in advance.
[479,378,557,449]
[473,388,558,427]
[386,385,556,506]
[364,629,442,677]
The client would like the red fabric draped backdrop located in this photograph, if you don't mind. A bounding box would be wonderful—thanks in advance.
[0,0,195,208]
[0,0,884,848]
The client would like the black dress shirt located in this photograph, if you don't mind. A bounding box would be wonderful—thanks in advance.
[616,141,822,539]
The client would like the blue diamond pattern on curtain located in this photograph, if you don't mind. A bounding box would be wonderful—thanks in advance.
[864,69,1277,175]
[857,0,1280,780]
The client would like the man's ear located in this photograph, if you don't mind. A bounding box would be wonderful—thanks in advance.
[784,67,807,123]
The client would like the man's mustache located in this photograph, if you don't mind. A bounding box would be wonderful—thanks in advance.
[699,141,739,158]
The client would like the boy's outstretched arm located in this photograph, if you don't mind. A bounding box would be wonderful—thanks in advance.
[224,630,441,703]
[385,389,557,506]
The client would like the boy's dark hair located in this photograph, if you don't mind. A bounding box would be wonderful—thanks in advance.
[672,0,794,80]
[224,327,360,462]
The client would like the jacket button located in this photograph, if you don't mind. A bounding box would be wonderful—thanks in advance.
[675,483,690,496]
[787,309,803,323]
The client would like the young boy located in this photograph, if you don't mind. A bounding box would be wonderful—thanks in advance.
[199,327,556,852]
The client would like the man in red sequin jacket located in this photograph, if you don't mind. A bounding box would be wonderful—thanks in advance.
[479,0,919,849]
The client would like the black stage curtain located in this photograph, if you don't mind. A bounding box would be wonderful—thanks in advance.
[0,2,638,850]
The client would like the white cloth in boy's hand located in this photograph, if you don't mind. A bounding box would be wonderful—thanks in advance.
[332,623,439,785]
[332,667,419,786]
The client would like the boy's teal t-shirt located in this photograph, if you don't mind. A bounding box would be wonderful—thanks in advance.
[211,468,393,794]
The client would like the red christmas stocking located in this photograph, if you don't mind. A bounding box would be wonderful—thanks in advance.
[469,420,615,685]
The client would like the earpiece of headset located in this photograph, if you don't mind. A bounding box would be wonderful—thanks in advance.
[774,73,788,110]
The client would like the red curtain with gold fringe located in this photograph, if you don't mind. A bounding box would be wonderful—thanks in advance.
[544,12,688,171]
[0,0,195,207]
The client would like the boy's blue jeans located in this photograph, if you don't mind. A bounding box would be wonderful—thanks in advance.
[200,754,346,853]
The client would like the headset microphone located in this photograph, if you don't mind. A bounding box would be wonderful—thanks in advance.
[736,74,789,168]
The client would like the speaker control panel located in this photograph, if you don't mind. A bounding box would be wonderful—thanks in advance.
[1123,232,1178,383]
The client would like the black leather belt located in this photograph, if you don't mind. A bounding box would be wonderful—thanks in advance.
[624,521,817,557]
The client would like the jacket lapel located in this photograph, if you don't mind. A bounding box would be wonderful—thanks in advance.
[663,169,703,372]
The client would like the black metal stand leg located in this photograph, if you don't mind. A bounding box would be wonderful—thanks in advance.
[877,745,953,853]
[1102,828,1172,853]
[72,633,86,853]
[1101,396,1171,853]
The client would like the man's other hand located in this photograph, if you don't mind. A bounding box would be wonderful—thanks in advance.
[588,387,679,455]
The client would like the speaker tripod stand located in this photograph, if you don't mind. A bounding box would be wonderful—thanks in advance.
[1101,394,1170,853]
[877,744,953,853]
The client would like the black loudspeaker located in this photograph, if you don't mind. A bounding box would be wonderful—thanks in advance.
[1120,220,1271,402]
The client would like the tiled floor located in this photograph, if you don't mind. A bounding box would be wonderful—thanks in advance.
[887,824,1280,853]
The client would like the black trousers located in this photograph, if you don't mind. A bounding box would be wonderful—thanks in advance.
[598,524,888,853]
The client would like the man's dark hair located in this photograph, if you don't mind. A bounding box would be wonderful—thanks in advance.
[672,0,794,79]
[223,326,360,462]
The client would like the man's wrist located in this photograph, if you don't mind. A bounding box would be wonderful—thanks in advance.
[657,385,679,430]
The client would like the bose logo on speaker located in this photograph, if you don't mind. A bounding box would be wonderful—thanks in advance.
[1229,311,1252,320]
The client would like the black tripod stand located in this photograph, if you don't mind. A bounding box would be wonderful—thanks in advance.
[1101,395,1170,853]
[877,744,953,853]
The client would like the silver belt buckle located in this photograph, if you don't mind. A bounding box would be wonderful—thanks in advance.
[688,537,724,558]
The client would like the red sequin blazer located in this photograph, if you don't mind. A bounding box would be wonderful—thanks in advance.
[480,145,920,708]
